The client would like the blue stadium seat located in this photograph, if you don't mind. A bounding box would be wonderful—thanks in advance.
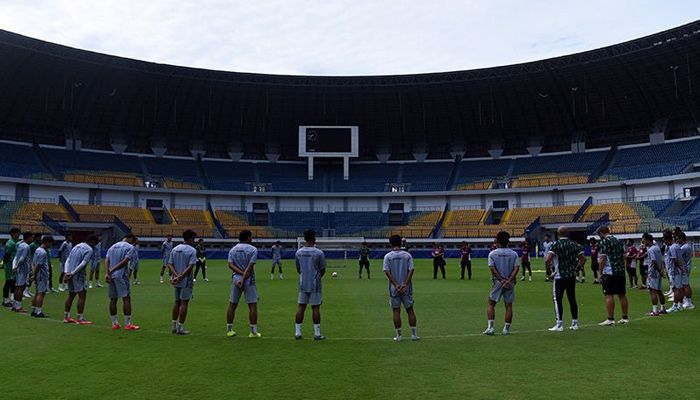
[601,140,700,180]
[0,143,51,179]
[204,160,255,191]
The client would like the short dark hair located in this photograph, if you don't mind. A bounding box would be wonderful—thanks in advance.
[642,233,654,242]
[42,235,54,244]
[124,233,137,241]
[597,225,610,235]
[362,242,367,246]
[662,230,674,242]
[23,231,34,241]
[389,234,402,247]
[589,237,598,244]
[496,231,510,246]
[9,227,20,235]
[239,229,252,242]
[545,233,551,238]
[276,240,281,245]
[673,227,686,241]
[183,229,197,241]
[65,232,72,238]
[85,235,99,244]
[304,229,316,243]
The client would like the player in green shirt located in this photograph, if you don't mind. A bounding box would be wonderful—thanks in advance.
[596,226,630,326]
[2,227,21,307]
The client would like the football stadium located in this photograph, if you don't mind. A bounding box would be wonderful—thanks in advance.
[1,4,699,399]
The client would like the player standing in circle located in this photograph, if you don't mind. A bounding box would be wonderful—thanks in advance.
[675,228,695,310]
[294,229,327,340]
[520,240,532,282]
[663,229,684,313]
[57,233,73,292]
[194,238,208,282]
[624,239,638,289]
[484,231,519,336]
[432,242,446,279]
[636,239,648,289]
[226,230,261,338]
[2,227,20,307]
[105,233,140,331]
[460,241,472,280]
[359,242,370,279]
[596,226,629,326]
[641,233,667,316]
[590,238,601,284]
[88,240,103,289]
[62,235,99,324]
[545,227,586,332]
[270,240,283,280]
[11,231,33,312]
[383,234,419,341]
[168,230,198,335]
[542,234,554,282]
[30,235,53,318]
[159,234,174,284]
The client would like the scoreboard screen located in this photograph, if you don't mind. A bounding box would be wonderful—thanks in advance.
[299,126,358,157]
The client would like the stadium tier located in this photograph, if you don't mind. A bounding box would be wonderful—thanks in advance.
[599,140,700,181]
[0,142,53,180]
[47,148,144,187]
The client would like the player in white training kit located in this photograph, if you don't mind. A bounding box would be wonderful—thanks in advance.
[63,235,99,324]
[226,229,261,338]
[57,233,73,292]
[674,228,695,310]
[11,231,34,313]
[383,234,419,341]
[168,230,198,335]
[105,233,140,331]
[294,229,327,340]
[663,230,685,313]
[159,234,174,284]
[130,240,140,285]
[641,233,667,316]
[484,231,520,336]
[88,241,103,289]
[271,240,284,280]
[30,235,54,318]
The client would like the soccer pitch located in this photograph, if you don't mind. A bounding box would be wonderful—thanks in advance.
[2,258,698,399]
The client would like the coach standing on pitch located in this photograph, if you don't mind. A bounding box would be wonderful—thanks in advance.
[545,227,585,332]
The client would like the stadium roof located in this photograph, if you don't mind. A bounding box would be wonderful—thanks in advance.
[0,20,699,160]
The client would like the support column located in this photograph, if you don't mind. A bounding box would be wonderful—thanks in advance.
[308,157,314,180]
[343,157,349,180]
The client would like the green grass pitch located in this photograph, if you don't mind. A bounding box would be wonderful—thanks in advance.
[2,257,698,399]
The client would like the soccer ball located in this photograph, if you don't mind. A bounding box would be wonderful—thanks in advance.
[332,271,338,278]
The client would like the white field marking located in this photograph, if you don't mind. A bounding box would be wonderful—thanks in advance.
[24,314,659,341]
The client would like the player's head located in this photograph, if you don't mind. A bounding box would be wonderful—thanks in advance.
[182,229,197,244]
[41,235,54,247]
[496,231,510,247]
[389,234,402,248]
[166,234,172,241]
[557,226,569,238]
[85,235,99,246]
[198,238,204,243]
[276,240,281,245]
[545,233,551,241]
[641,233,654,246]
[401,238,407,244]
[662,229,674,245]
[32,233,41,243]
[673,227,686,242]
[304,229,316,244]
[22,231,33,242]
[626,239,634,246]
[361,241,367,247]
[65,232,72,241]
[596,225,611,238]
[9,227,20,240]
[589,237,597,245]
[238,229,252,243]
[124,233,137,244]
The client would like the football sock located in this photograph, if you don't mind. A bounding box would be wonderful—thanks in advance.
[313,324,321,336]
[395,328,402,337]
[295,323,302,336]
[250,324,258,334]
[111,315,119,325]
[410,326,417,336]
[227,323,233,332]
[125,315,132,325]
[487,320,494,329]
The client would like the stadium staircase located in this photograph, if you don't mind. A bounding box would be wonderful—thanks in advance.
[432,203,449,238]
[660,199,687,218]
[445,156,462,190]
[138,157,152,183]
[32,144,59,179]
[59,195,80,222]
[574,197,593,222]
[504,159,516,181]
[588,145,617,182]
[195,155,211,189]
[207,202,228,238]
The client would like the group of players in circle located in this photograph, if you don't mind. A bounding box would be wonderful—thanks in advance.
[1,223,694,341]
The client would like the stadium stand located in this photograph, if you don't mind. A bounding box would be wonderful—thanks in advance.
[203,160,255,191]
[509,152,605,188]
[269,211,327,234]
[599,139,700,181]
[454,159,511,190]
[143,157,203,189]
[47,149,144,187]
[0,200,67,234]
[401,162,451,191]
[257,163,325,192]
[0,143,52,180]
[326,163,399,192]
[505,205,580,225]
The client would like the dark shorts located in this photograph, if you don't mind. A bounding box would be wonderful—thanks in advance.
[359,259,370,268]
[591,261,599,272]
[460,260,471,267]
[601,275,626,296]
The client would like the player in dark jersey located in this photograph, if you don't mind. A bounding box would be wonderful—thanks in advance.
[624,239,638,289]
[636,240,648,289]
[459,241,472,280]
[432,243,446,279]
[194,238,208,282]
[589,238,600,284]
[520,241,532,282]
[358,242,371,279]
